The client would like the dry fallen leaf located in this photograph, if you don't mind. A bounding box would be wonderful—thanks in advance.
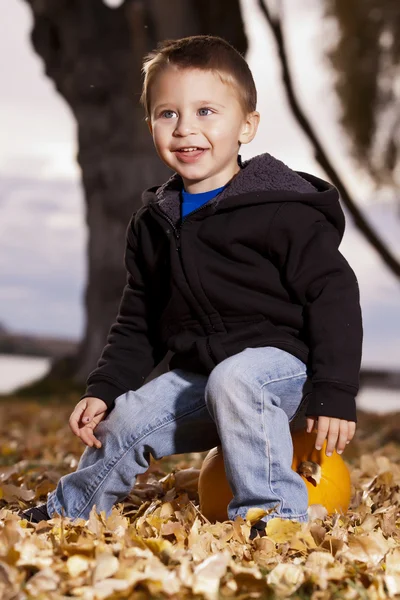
[266,517,303,543]
[341,529,393,567]
[66,554,92,578]
[0,483,35,502]
[93,552,119,582]
[267,562,304,596]
[1,401,400,599]
[25,566,60,595]
[308,502,328,522]
[192,552,230,600]
[245,506,270,524]
[384,548,400,596]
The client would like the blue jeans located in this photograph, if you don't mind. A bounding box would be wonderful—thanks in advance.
[47,347,312,523]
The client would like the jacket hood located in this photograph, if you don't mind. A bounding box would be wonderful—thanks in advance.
[142,152,345,237]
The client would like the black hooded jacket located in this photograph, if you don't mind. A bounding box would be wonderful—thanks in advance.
[83,152,363,422]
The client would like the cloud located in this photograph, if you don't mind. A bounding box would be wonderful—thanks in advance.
[0,176,86,338]
[340,203,400,305]
[0,2,78,180]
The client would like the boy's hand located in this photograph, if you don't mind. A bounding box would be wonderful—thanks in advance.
[306,416,356,456]
[69,397,108,448]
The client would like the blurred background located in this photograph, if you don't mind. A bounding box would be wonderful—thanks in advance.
[1,0,399,412]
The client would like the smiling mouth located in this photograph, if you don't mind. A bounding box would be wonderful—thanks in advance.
[175,147,206,152]
[174,147,208,163]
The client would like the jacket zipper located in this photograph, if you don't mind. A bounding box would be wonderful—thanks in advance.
[150,203,216,358]
[181,197,216,221]
[152,194,217,238]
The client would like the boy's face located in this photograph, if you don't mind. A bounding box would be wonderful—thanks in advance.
[147,67,259,193]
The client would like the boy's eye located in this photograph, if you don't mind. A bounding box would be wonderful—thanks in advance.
[161,110,177,119]
[198,108,213,116]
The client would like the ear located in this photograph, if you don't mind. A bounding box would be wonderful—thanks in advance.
[238,111,260,145]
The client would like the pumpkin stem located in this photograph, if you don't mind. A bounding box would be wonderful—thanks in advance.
[297,461,322,486]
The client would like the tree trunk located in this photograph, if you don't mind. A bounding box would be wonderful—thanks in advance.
[22,0,247,385]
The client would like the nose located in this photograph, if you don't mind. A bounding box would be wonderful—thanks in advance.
[173,114,197,137]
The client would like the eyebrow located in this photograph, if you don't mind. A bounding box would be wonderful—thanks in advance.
[154,100,226,112]
[197,101,226,107]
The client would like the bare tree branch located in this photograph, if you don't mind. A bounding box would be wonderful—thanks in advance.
[259,0,400,279]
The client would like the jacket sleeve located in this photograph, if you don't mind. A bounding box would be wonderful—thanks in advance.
[267,202,363,422]
[81,214,166,411]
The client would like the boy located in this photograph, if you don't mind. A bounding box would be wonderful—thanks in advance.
[21,35,362,535]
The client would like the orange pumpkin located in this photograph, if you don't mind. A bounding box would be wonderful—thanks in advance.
[198,429,352,523]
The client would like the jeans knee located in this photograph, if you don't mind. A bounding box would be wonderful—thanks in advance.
[96,391,138,440]
[205,353,251,410]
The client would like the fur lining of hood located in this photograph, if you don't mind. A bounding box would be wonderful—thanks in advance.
[142,152,318,225]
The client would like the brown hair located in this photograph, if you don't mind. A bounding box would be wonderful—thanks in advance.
[140,35,257,120]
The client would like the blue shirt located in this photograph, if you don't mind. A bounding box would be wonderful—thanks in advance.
[181,185,227,219]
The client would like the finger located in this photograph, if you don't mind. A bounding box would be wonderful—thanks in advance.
[84,421,103,448]
[69,401,87,436]
[81,408,100,426]
[79,426,102,448]
[306,417,315,433]
[315,417,330,450]
[336,421,349,454]
[346,421,356,443]
[90,430,102,448]
[325,420,340,456]
[78,407,105,447]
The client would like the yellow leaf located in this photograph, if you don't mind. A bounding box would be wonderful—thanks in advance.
[266,518,302,543]
[245,507,269,525]
[143,537,174,555]
[159,502,175,518]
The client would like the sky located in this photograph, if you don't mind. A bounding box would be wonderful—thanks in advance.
[0,0,399,370]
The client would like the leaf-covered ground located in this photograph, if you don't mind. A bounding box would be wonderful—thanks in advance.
[1,396,400,599]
